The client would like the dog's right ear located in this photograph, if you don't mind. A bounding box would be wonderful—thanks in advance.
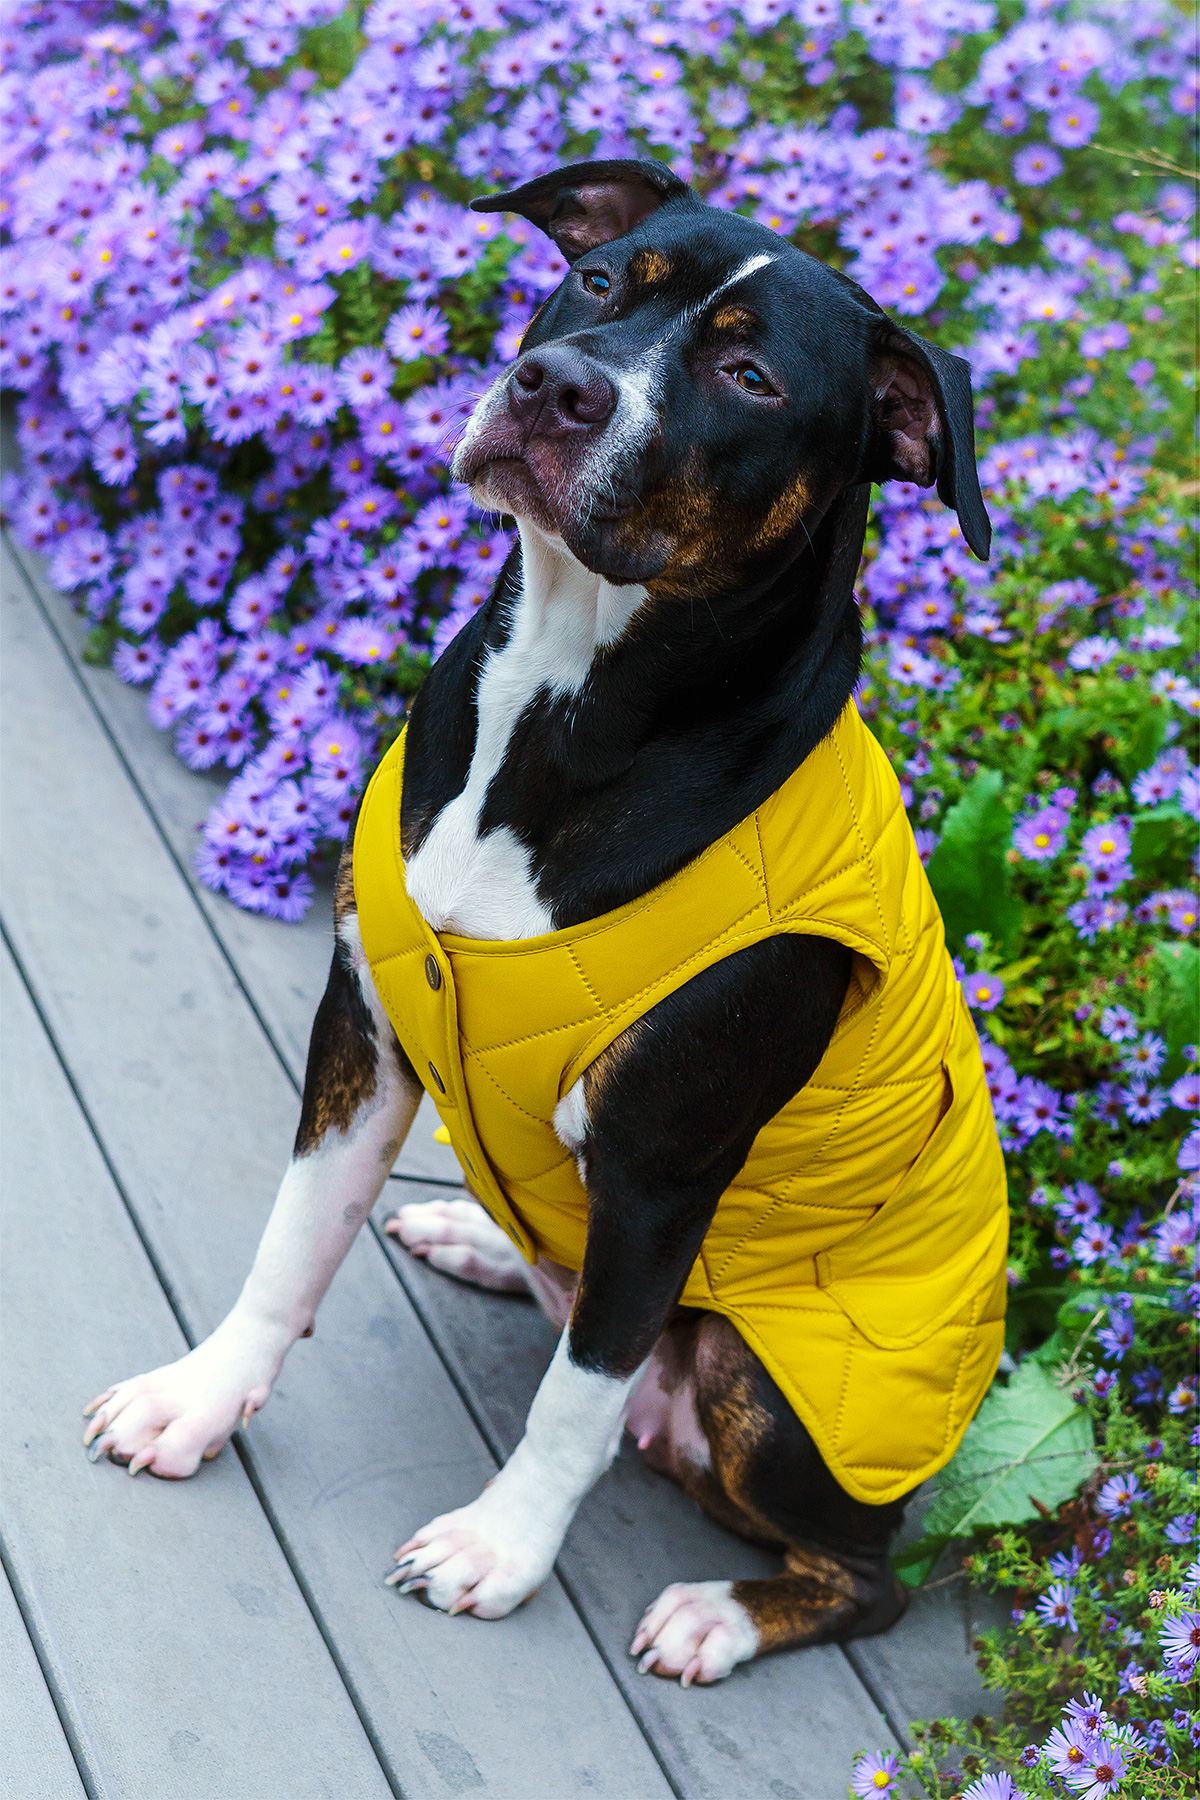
[470,158,696,263]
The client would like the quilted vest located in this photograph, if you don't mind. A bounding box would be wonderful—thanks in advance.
[354,702,1008,1506]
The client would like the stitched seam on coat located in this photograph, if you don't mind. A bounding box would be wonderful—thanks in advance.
[565,942,603,1012]
[461,1051,558,1128]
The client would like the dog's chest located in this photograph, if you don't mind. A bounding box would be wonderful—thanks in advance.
[402,535,647,942]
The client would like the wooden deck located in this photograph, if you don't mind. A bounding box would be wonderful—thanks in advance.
[0,520,1003,1800]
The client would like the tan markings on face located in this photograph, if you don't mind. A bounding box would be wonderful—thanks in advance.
[710,303,756,333]
[750,473,811,552]
[627,248,672,285]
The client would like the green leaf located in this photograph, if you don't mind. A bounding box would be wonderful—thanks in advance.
[1131,805,1188,883]
[892,1535,947,1591]
[1112,702,1170,781]
[82,623,120,667]
[1144,940,1200,1082]
[925,768,1022,954]
[921,1360,1096,1540]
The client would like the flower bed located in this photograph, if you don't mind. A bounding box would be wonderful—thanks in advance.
[2,0,1196,1788]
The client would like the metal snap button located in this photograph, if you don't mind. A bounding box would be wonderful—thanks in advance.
[424,954,441,990]
[427,1062,446,1094]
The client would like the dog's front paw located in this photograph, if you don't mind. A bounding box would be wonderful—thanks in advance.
[386,1488,559,1619]
[630,1581,759,1686]
[82,1317,285,1478]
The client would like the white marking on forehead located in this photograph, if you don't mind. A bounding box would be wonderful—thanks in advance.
[683,252,777,326]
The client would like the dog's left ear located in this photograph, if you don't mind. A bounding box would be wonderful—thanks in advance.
[470,157,696,263]
[866,323,991,560]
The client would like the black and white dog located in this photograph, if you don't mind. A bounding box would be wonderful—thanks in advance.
[85,159,990,1686]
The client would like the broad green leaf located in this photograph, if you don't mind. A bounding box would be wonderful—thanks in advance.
[1143,940,1200,1085]
[1131,806,1189,884]
[921,1360,1096,1541]
[925,769,1023,955]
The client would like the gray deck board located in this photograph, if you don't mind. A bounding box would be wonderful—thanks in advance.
[0,941,393,1800]
[6,523,1001,1790]
[0,1566,87,1800]
[1,543,674,1799]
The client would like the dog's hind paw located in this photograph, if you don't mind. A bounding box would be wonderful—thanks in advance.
[384,1196,530,1293]
[630,1581,759,1686]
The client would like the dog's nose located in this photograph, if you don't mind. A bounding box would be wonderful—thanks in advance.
[508,348,617,438]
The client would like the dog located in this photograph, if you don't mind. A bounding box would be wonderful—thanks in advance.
[84,158,1009,1688]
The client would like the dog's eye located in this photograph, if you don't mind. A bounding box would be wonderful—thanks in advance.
[733,364,771,393]
[580,270,611,296]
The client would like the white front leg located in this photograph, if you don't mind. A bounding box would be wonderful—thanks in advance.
[84,955,421,1477]
[389,1332,642,1617]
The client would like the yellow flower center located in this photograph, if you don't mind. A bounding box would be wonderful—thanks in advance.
[328,743,341,756]
[363,500,376,513]
[976,986,992,1003]
[872,1776,890,1791]
[1034,833,1050,848]
[1099,838,1115,854]
[379,420,393,435]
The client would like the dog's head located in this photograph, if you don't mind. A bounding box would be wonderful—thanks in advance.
[453,158,990,595]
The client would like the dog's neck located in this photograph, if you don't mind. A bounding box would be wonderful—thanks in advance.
[401,486,869,938]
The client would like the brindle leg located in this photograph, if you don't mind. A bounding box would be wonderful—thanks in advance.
[630,1315,909,1683]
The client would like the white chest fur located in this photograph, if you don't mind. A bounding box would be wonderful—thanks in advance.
[403,526,647,941]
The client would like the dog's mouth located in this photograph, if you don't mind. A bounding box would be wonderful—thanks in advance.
[460,440,638,548]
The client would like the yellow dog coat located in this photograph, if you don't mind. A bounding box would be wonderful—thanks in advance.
[355,702,1008,1505]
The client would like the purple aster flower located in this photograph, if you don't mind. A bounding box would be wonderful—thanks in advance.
[1056,1183,1101,1227]
[1036,1581,1078,1630]
[1014,806,1068,861]
[1161,1609,1200,1676]
[384,302,450,363]
[294,366,341,426]
[1013,144,1064,186]
[112,639,164,684]
[1132,1366,1164,1406]
[1167,1513,1197,1544]
[1019,1745,1040,1769]
[1081,821,1132,870]
[337,346,393,413]
[1073,1221,1115,1266]
[1121,1033,1167,1079]
[961,1777,1026,1800]
[962,971,1005,1012]
[1168,893,1199,934]
[1124,1084,1169,1124]
[333,618,400,666]
[1097,1473,1146,1519]
[1066,898,1105,942]
[1016,1079,1067,1138]
[1092,1528,1112,1557]
[1067,636,1120,673]
[1044,1719,1094,1777]
[1100,1005,1137,1043]
[1068,1739,1125,1798]
[849,1750,900,1797]
[1092,1368,1117,1400]
[1096,1309,1135,1361]
[1049,98,1100,148]
[1170,1074,1200,1111]
[1169,1380,1197,1414]
[91,418,137,485]
[361,403,408,459]
[1049,1547,1085,1577]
